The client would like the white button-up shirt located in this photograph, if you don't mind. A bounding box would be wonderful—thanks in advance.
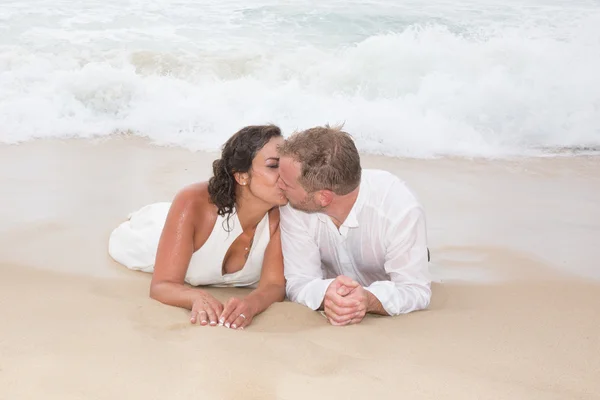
[280,169,431,316]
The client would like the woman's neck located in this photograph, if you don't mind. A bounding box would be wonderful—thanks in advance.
[234,189,271,232]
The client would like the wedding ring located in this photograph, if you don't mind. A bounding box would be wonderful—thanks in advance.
[239,314,246,319]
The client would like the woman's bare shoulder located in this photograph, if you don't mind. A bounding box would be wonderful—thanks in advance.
[171,182,218,226]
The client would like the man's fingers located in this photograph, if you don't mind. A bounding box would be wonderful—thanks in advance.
[348,314,366,325]
[335,275,359,289]
[323,280,366,327]
[348,308,367,325]
[324,294,360,325]
[327,312,354,325]
[324,305,354,325]
[328,292,360,308]
[327,313,352,326]
[325,298,357,317]
[336,284,353,296]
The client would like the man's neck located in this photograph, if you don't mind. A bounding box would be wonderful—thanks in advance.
[324,186,360,229]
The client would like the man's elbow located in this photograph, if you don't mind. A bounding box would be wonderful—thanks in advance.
[389,284,431,315]
[411,284,432,312]
[283,275,325,309]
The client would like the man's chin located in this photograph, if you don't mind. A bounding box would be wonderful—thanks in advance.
[287,201,303,211]
[288,201,320,213]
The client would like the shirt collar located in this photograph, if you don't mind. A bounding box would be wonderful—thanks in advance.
[317,179,366,229]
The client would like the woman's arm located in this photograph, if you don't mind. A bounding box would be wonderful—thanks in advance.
[149,184,223,325]
[244,226,286,310]
[219,209,286,328]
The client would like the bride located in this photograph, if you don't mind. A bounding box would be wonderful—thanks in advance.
[108,125,288,329]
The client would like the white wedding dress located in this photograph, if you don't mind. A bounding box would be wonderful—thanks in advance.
[108,202,271,287]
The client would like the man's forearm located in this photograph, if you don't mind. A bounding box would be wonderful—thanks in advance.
[366,290,390,316]
[365,282,431,315]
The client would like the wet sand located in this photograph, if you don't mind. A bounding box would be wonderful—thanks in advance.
[1,137,599,399]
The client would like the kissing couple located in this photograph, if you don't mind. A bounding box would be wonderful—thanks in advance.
[109,124,431,329]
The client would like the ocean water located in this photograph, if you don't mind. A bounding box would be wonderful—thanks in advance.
[1,0,599,158]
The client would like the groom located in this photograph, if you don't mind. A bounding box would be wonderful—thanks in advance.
[277,125,431,326]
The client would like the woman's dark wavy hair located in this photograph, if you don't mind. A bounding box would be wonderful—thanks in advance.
[208,124,282,231]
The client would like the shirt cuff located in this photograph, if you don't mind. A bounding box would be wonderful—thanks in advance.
[296,278,335,310]
[365,281,432,316]
[364,281,400,316]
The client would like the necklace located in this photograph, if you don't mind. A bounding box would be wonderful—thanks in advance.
[244,236,255,258]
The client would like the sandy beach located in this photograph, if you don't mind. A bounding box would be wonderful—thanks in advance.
[1,137,599,400]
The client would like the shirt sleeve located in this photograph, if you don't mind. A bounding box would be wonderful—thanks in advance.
[279,205,334,310]
[364,205,432,316]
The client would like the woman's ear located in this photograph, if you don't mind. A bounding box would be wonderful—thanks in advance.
[234,172,250,186]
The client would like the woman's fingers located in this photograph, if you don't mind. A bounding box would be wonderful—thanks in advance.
[198,310,208,326]
[228,303,246,328]
[218,298,238,326]
[231,313,248,330]
[213,300,224,319]
[218,298,252,329]
[190,308,198,324]
[191,296,251,330]
[190,294,225,327]
[205,304,219,326]
[224,301,244,328]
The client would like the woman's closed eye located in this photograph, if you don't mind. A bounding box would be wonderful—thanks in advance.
[267,164,279,169]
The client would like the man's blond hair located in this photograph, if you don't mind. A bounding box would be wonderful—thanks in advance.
[278,124,361,195]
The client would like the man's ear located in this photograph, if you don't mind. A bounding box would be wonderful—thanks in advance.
[317,190,334,207]
[234,172,250,186]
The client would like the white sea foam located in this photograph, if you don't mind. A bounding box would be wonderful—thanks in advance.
[1,0,599,157]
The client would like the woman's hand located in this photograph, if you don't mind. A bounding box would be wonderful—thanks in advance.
[190,292,224,326]
[218,297,256,329]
